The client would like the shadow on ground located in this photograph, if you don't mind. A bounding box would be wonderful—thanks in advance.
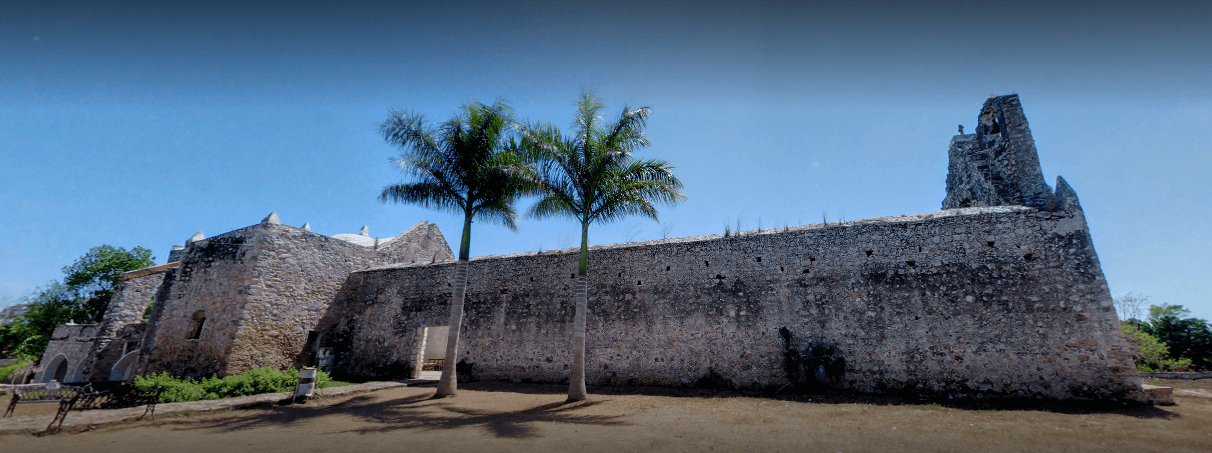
[449,380,1179,419]
[155,391,627,439]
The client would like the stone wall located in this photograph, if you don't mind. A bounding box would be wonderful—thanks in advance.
[79,264,174,381]
[139,228,262,378]
[379,221,457,265]
[226,224,389,373]
[943,95,1056,210]
[324,202,1142,401]
[35,324,99,383]
[138,220,455,379]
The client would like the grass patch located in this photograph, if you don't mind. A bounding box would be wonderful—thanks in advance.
[0,358,32,382]
[134,367,347,403]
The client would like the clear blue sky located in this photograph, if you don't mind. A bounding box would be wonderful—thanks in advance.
[2,1,1209,319]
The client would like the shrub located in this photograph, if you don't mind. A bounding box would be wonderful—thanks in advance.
[133,367,339,403]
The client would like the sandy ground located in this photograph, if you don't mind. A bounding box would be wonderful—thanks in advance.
[2,380,1211,453]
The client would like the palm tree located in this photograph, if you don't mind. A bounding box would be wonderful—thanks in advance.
[378,99,531,397]
[523,90,685,402]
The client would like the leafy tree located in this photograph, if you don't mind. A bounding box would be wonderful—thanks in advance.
[1121,322,1170,372]
[522,90,685,401]
[61,245,155,322]
[0,245,154,361]
[378,99,533,397]
[1142,304,1212,370]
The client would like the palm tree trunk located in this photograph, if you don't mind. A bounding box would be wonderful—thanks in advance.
[568,221,590,402]
[436,214,473,397]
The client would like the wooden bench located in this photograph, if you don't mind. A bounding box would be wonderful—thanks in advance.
[4,382,161,435]
[3,383,85,418]
[421,358,445,371]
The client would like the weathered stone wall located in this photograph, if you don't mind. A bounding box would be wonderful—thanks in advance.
[943,95,1056,210]
[138,220,455,378]
[225,224,387,374]
[35,324,99,383]
[139,228,261,378]
[80,265,174,381]
[379,221,457,265]
[325,203,1141,401]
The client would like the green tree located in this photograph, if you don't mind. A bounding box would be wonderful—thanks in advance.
[378,99,533,397]
[1121,322,1169,372]
[522,90,685,401]
[1142,304,1212,370]
[0,245,154,361]
[61,244,155,322]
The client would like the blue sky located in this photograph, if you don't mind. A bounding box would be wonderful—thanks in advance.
[1,1,1209,319]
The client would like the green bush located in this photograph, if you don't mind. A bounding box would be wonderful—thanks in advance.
[133,367,340,403]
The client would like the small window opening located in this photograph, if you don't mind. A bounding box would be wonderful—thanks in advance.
[189,310,206,340]
[637,280,642,286]
[304,330,321,352]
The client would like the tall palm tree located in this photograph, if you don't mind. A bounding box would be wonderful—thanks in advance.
[378,99,530,398]
[523,90,685,402]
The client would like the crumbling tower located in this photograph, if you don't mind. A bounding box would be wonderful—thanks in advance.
[943,94,1060,210]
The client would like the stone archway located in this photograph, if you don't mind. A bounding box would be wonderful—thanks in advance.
[109,351,139,381]
[40,354,69,383]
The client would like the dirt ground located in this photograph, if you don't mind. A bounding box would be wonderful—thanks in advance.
[3,380,1211,453]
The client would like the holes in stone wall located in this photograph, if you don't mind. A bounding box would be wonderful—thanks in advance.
[666,266,671,271]
[918,246,922,252]
[802,269,811,274]
[715,274,726,280]
[705,260,710,266]
[1023,253,1035,261]
[637,280,642,286]
[500,289,509,295]
[571,273,576,279]
[864,250,873,256]
[905,260,916,267]
[809,256,816,262]
[779,266,785,272]
[755,256,762,262]
[529,276,534,282]
[986,241,995,247]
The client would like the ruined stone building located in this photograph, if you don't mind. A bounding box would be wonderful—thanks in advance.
[35,95,1145,402]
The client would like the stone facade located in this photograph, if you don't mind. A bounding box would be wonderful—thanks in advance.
[34,324,99,383]
[323,203,1140,401]
[34,94,1144,402]
[942,95,1057,210]
[78,264,175,382]
[138,220,454,378]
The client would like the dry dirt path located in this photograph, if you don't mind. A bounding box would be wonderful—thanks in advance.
[2,380,1210,453]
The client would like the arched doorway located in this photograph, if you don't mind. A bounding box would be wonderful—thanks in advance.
[40,354,68,383]
[110,351,139,381]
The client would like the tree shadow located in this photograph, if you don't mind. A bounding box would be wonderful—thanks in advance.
[165,391,626,439]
